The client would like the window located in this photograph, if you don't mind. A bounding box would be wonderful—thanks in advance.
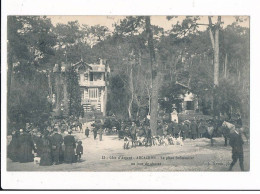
[186,101,194,110]
[84,73,88,81]
[89,88,98,99]
[80,89,84,99]
[89,72,93,81]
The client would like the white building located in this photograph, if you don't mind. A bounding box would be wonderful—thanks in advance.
[74,59,110,116]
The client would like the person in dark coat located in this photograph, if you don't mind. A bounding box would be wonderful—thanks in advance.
[228,128,244,171]
[76,141,83,162]
[51,129,63,165]
[167,122,174,136]
[33,132,43,157]
[222,124,230,146]
[181,122,189,141]
[173,122,177,137]
[93,128,98,140]
[17,129,35,163]
[198,120,207,138]
[175,123,181,138]
[8,130,20,162]
[40,131,53,166]
[130,122,137,148]
[145,125,152,146]
[64,130,76,163]
[78,122,83,133]
[236,114,243,128]
[98,128,103,141]
[190,120,197,140]
[85,127,90,138]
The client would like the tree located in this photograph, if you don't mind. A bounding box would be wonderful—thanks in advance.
[67,66,83,118]
[144,16,160,136]
[7,16,56,133]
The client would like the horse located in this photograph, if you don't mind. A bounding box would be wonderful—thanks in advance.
[220,121,235,146]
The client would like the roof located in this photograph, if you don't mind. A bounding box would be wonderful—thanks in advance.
[89,64,105,72]
[73,59,109,73]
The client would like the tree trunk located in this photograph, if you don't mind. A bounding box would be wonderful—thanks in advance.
[213,16,221,87]
[150,72,161,136]
[48,71,53,97]
[224,53,228,78]
[208,16,221,116]
[63,74,69,116]
[208,16,215,50]
[128,63,134,120]
[55,73,61,111]
[145,16,158,136]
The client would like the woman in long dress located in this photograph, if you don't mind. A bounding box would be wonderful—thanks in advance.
[18,129,35,163]
[8,130,20,162]
[40,131,53,166]
[64,130,76,163]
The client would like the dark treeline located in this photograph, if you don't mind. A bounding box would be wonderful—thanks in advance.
[7,16,249,135]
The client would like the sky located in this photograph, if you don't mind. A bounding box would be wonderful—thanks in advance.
[48,16,249,31]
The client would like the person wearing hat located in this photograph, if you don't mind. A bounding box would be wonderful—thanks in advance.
[181,122,189,141]
[17,129,35,163]
[145,125,152,146]
[7,130,20,162]
[130,121,137,148]
[198,119,207,138]
[190,120,197,140]
[85,127,90,138]
[93,127,98,140]
[76,141,83,162]
[51,128,63,165]
[228,127,245,171]
[40,130,53,166]
[64,130,76,163]
[98,127,103,141]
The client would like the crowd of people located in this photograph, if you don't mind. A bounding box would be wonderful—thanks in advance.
[8,117,84,166]
[7,114,247,171]
[118,118,220,146]
[115,114,248,149]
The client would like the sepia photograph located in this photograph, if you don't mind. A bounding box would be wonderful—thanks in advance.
[5,15,250,172]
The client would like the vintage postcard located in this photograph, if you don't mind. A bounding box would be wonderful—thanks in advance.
[5,15,250,173]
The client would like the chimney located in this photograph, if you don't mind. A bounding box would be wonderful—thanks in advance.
[100,59,103,65]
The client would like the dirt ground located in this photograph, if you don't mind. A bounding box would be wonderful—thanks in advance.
[7,123,250,172]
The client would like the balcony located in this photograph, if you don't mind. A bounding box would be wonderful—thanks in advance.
[79,80,105,87]
[81,98,101,104]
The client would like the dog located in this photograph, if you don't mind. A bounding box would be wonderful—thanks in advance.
[34,156,41,164]
[152,136,160,146]
[175,135,184,146]
[160,136,169,146]
[136,136,147,146]
[123,137,130,149]
[168,135,175,145]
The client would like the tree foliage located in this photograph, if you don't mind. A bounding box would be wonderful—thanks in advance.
[7,16,250,133]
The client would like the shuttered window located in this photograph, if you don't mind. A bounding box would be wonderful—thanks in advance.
[89,88,98,99]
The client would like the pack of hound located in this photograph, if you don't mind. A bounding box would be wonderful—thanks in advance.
[123,132,183,149]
